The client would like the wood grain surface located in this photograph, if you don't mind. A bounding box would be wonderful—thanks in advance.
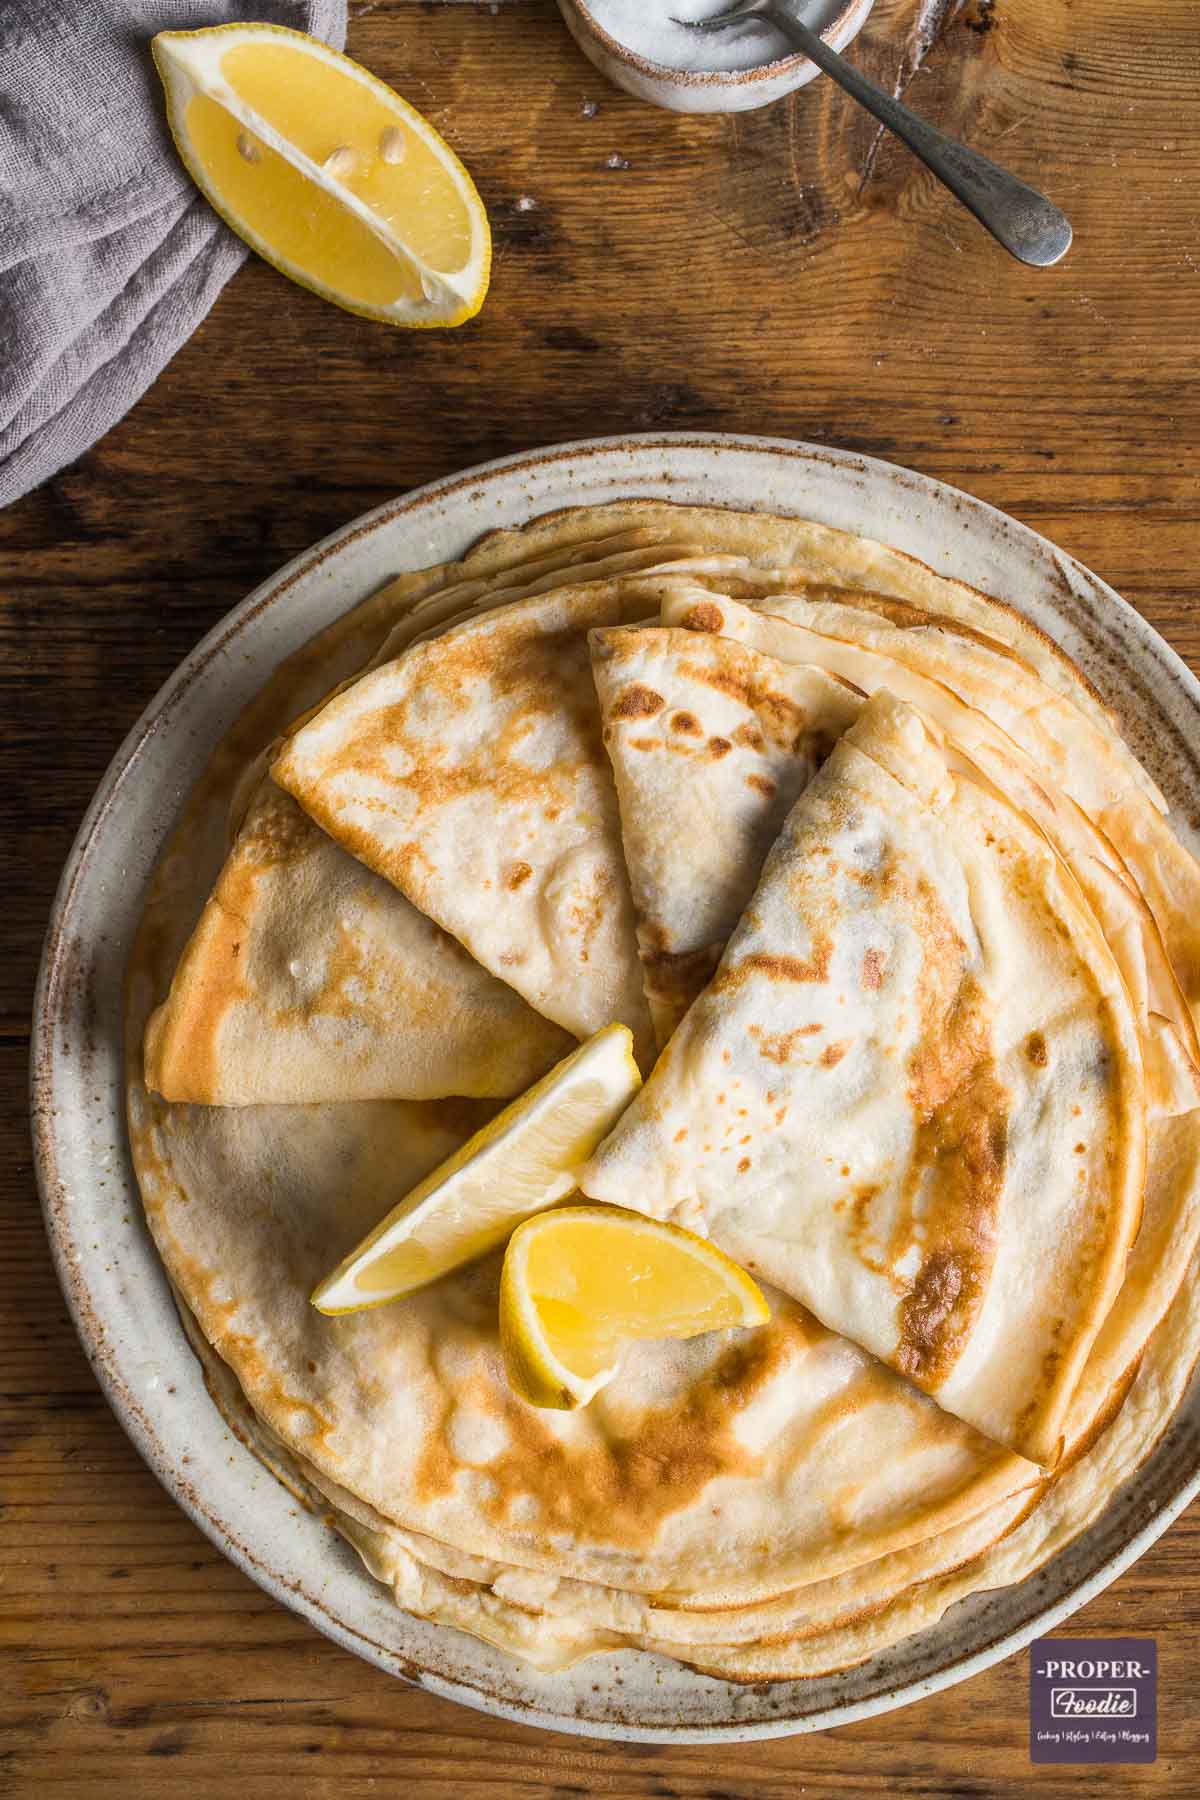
[4,0,1200,1792]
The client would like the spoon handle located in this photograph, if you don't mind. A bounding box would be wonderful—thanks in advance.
[762,3,1071,267]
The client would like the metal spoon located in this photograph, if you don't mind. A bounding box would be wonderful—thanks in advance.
[674,0,1072,267]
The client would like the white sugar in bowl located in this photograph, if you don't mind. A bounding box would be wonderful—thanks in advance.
[557,0,875,115]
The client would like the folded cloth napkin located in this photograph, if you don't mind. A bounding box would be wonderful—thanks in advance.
[0,0,347,508]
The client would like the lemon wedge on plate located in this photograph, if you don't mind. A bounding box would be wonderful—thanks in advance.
[311,1025,641,1313]
[500,1204,770,1410]
[152,23,490,327]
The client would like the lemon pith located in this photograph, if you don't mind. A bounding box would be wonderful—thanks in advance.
[152,23,490,328]
[311,1025,642,1312]
[500,1204,770,1410]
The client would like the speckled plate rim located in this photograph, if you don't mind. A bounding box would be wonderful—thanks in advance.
[31,433,1200,1744]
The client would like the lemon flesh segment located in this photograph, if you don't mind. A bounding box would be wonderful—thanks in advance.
[183,98,425,307]
[311,1025,642,1312]
[500,1204,770,1410]
[152,24,490,326]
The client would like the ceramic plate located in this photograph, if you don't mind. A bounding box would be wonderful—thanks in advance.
[32,434,1200,1743]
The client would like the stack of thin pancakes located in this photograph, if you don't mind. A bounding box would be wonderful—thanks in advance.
[127,501,1200,1680]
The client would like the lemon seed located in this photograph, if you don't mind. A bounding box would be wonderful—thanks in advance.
[323,145,356,179]
[236,131,261,164]
[379,127,406,165]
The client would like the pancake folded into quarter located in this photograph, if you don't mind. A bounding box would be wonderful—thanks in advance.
[126,497,1200,1684]
[583,690,1147,1466]
[143,782,574,1104]
[272,581,660,1066]
[589,624,863,1048]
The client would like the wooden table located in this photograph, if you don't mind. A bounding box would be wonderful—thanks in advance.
[4,0,1199,1791]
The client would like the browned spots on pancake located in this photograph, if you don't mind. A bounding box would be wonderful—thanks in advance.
[896,1251,975,1387]
[844,1184,888,1275]
[506,861,533,890]
[748,1023,820,1066]
[894,888,1007,1388]
[427,1308,816,1548]
[720,933,833,993]
[680,601,725,634]
[1013,1333,1068,1458]
[352,701,567,817]
[708,736,733,759]
[281,609,614,874]
[820,1039,851,1068]
[737,1157,751,1173]
[746,773,776,800]
[861,948,885,991]
[567,865,614,963]
[670,710,702,735]
[852,592,1024,659]
[413,1425,457,1505]
[681,657,818,759]
[613,683,665,720]
[686,665,759,708]
[1026,1031,1049,1067]
[143,784,322,1100]
[905,889,985,1118]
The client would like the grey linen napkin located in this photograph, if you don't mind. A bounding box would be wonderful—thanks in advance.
[0,0,347,508]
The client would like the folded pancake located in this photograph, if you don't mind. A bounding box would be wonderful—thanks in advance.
[273,583,659,1062]
[589,625,863,1046]
[659,585,1200,1117]
[143,783,574,1104]
[584,692,1147,1466]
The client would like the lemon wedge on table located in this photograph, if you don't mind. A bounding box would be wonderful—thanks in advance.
[311,1025,642,1313]
[500,1205,770,1410]
[152,23,491,327]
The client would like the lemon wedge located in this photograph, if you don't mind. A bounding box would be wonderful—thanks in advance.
[500,1204,770,1410]
[311,1025,641,1312]
[152,23,490,327]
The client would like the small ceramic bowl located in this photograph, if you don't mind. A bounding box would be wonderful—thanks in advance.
[557,0,874,115]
